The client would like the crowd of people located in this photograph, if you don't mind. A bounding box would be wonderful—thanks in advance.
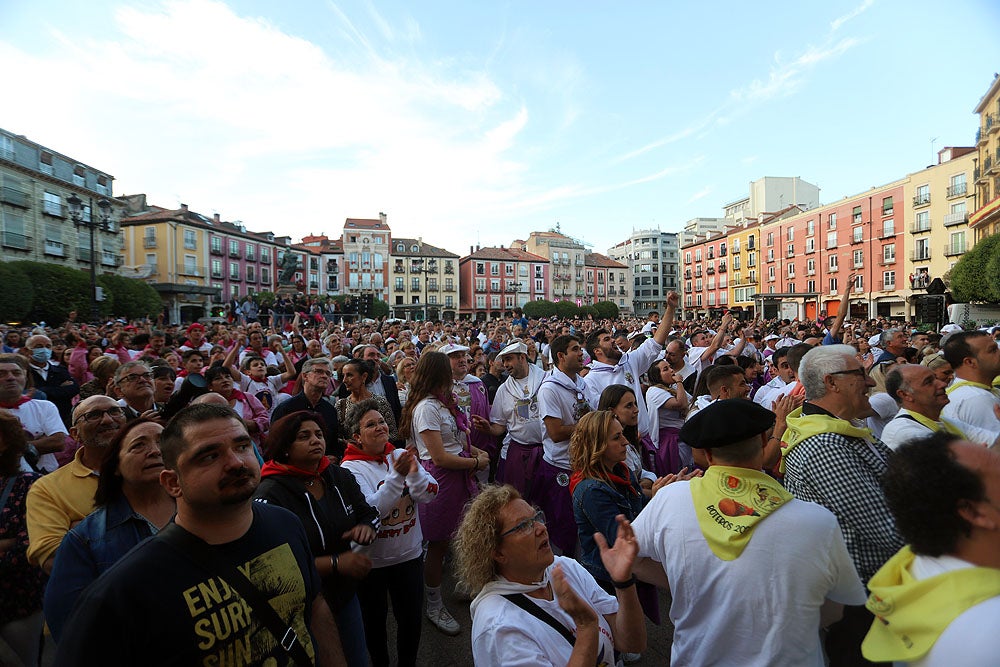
[1,288,999,666]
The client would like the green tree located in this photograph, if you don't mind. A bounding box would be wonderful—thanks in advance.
[97,274,163,320]
[554,300,579,319]
[9,261,93,324]
[593,300,620,320]
[0,263,34,322]
[371,298,389,319]
[578,305,599,319]
[949,234,1000,303]
[522,300,557,318]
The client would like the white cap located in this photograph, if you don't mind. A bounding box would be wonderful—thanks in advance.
[940,324,963,334]
[868,334,882,347]
[627,331,646,341]
[439,343,470,356]
[496,341,528,359]
[764,334,780,342]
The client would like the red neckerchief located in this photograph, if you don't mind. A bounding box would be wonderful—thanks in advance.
[0,396,31,410]
[260,457,331,480]
[230,389,248,402]
[341,442,394,464]
[569,464,638,497]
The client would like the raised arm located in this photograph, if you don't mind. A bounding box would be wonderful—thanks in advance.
[652,292,679,346]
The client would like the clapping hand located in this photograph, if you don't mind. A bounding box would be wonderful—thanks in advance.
[552,564,598,627]
[651,467,701,496]
[594,515,638,585]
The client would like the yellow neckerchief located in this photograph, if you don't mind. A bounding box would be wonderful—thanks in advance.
[862,546,1000,663]
[896,409,965,438]
[779,406,874,474]
[945,379,995,395]
[688,465,792,561]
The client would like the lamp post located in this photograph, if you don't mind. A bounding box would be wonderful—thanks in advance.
[67,194,114,323]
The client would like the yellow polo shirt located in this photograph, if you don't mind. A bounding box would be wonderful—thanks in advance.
[25,447,99,569]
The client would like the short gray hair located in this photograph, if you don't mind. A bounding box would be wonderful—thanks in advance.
[114,361,151,386]
[799,344,856,400]
[302,356,332,374]
[881,328,902,347]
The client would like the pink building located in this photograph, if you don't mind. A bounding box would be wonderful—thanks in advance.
[459,246,549,320]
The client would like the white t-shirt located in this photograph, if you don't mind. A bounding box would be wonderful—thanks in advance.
[537,370,589,469]
[238,348,278,367]
[880,409,999,451]
[239,373,286,415]
[582,336,664,437]
[632,480,866,666]
[471,556,618,667]
[490,365,547,454]
[941,383,1000,433]
[409,397,465,460]
[646,385,688,433]
[908,554,1000,667]
[753,376,788,410]
[11,399,67,473]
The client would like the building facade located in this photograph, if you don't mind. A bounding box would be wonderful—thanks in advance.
[682,232,730,318]
[970,74,1000,240]
[515,230,587,303]
[0,128,123,273]
[459,246,549,320]
[726,222,761,316]
[607,229,675,315]
[389,238,459,320]
[583,253,631,313]
[340,215,391,304]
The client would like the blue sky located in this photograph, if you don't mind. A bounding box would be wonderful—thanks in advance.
[2,0,999,256]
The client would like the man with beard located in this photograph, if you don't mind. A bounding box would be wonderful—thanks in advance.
[26,395,126,572]
[583,292,678,439]
[55,404,347,666]
[0,353,66,474]
[472,342,546,499]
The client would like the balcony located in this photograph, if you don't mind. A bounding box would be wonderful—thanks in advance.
[826,239,838,249]
[947,183,968,198]
[879,228,896,239]
[718,263,727,273]
[943,244,966,257]
[942,211,969,227]
[829,265,839,273]
[44,239,66,257]
[912,193,931,207]
[882,283,896,292]
[684,270,692,279]
[393,265,405,273]
[444,265,454,274]
[910,249,931,262]
[909,221,931,234]
[41,199,66,218]
[882,207,894,217]
[850,236,864,245]
[177,263,205,277]
[720,248,727,257]
[694,269,703,277]
[854,285,865,294]
[211,269,223,278]
[245,253,256,262]
[989,113,999,135]
[975,166,985,183]
[1,187,29,208]
[989,153,1000,175]
[806,268,815,276]
[228,249,240,258]
[144,237,158,248]
[879,257,896,265]
[853,260,864,269]
[101,252,119,266]
[209,243,222,255]
[804,245,816,255]
[706,267,715,275]
[260,254,271,264]
[575,258,584,266]
[786,249,795,258]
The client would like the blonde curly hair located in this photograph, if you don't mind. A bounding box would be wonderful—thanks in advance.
[454,484,521,595]
[569,410,619,482]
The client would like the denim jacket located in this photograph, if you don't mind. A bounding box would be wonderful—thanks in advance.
[572,471,645,584]
[44,495,160,641]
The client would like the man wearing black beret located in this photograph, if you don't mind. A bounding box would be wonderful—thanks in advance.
[630,399,866,665]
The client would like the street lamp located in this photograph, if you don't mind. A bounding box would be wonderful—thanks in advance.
[67,194,114,323]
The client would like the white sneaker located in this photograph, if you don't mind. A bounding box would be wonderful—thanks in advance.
[426,605,461,636]
[623,652,642,664]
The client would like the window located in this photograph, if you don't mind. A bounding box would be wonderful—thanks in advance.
[828,213,837,230]
[829,278,838,293]
[39,151,53,175]
[786,227,794,241]
[210,237,221,253]
[852,206,863,224]
[786,282,795,293]
[184,229,197,250]
[395,277,404,290]
[506,263,514,275]
[534,278,543,292]
[245,244,255,261]
[883,271,895,290]
[475,278,486,292]
[211,259,222,278]
[806,258,815,275]
[767,266,775,281]
[43,192,61,216]
[948,231,966,256]
[853,249,864,268]
[807,280,816,293]
[445,296,454,307]
[230,285,240,299]
[260,248,270,264]
[767,249,774,262]
[246,266,255,282]
[476,263,485,275]
[229,240,239,256]
[827,231,837,249]
[684,252,692,264]
[882,196,894,216]
[695,249,702,261]
[445,278,454,290]
[806,220,815,237]
[260,267,270,285]
[733,255,741,270]
[882,245,895,263]
[747,253,755,267]
[949,173,967,197]
[767,232,774,247]
[915,184,930,205]
[230,262,240,280]
[914,210,930,232]
[882,219,895,237]
[490,279,500,291]
[786,264,795,277]
[914,238,930,260]
[411,277,420,290]
[829,254,839,271]
[805,238,815,253]
[786,243,794,257]
[852,227,863,243]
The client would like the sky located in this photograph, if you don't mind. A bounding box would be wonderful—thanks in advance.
[3,0,999,257]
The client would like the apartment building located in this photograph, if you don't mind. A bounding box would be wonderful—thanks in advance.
[515,230,587,303]
[681,232,731,318]
[583,253,632,313]
[390,238,459,320]
[0,128,123,272]
[970,74,1000,240]
[340,215,391,304]
[459,246,549,320]
[726,222,761,317]
[607,229,676,314]
[298,234,344,296]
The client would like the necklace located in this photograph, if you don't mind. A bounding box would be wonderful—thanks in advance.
[305,479,316,487]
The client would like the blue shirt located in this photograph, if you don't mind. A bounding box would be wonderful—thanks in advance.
[44,495,161,641]
[572,470,645,583]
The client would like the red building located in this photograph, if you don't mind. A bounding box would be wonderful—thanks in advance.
[584,253,630,311]
[681,231,732,318]
[459,246,549,320]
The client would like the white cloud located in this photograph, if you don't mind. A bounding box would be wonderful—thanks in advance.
[831,0,875,31]
[687,187,711,204]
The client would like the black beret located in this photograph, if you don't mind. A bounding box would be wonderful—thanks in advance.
[679,399,776,449]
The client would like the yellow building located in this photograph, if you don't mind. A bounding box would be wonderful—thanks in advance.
[971,74,1000,240]
[901,147,977,304]
[727,222,761,317]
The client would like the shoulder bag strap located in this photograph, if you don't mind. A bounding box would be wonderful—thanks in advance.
[159,524,314,666]
[0,475,18,512]
[502,593,577,647]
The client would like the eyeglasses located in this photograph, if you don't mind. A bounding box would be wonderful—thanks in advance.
[829,368,867,378]
[119,372,153,384]
[308,369,332,377]
[74,406,125,424]
[499,510,546,538]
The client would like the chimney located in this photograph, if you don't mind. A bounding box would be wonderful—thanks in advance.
[379,211,387,226]
[470,245,474,254]
[180,203,188,213]
[213,213,220,223]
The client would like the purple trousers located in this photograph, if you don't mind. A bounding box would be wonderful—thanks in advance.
[533,459,577,555]
[642,427,683,476]
[501,442,544,505]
